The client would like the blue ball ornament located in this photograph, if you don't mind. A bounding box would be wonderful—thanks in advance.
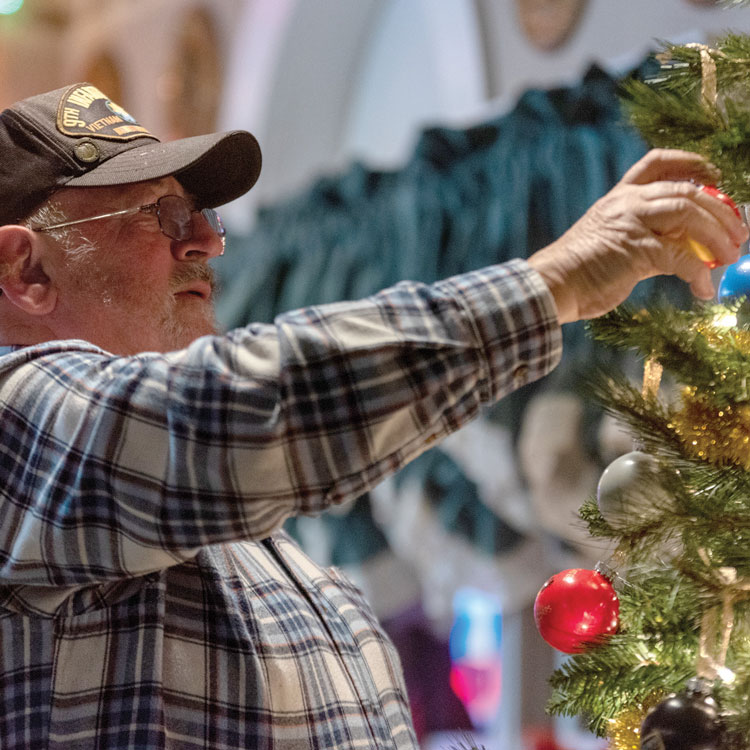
[718,254,750,304]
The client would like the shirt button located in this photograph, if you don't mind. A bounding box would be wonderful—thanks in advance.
[512,363,529,385]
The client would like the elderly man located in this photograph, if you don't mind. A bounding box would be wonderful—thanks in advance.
[0,83,744,750]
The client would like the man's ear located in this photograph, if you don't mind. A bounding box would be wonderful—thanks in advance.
[0,225,56,315]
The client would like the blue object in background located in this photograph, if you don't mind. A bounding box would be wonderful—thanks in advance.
[718,254,750,303]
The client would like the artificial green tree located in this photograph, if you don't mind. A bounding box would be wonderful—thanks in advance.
[546,31,750,750]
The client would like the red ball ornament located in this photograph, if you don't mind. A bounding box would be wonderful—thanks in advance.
[533,568,619,654]
[686,185,741,269]
[701,185,741,219]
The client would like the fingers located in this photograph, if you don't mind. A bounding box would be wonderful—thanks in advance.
[669,240,717,299]
[620,148,722,186]
[637,231,716,299]
[637,201,737,268]
[676,253,716,300]
[630,181,747,266]
[689,270,716,300]
[530,148,749,324]
[691,184,748,245]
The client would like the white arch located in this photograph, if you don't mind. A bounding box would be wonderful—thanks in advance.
[219,0,380,229]
[218,0,487,231]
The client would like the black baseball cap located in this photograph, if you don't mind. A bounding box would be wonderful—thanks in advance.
[0,82,262,225]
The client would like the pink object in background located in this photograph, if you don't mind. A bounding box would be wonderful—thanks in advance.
[449,588,503,730]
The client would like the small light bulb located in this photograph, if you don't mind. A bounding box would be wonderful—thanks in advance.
[714,312,738,328]
[717,666,736,684]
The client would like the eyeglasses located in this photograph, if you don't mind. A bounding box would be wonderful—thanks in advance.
[32,194,226,253]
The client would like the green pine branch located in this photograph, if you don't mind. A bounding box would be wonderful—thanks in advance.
[582,303,750,568]
[547,567,750,744]
[587,303,750,405]
[551,296,750,743]
[547,568,700,735]
[621,33,750,202]
[549,27,750,741]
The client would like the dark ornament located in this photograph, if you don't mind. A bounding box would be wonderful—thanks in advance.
[640,679,722,750]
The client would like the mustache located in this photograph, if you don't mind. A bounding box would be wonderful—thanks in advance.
[169,263,218,296]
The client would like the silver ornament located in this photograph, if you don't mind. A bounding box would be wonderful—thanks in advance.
[596,451,670,525]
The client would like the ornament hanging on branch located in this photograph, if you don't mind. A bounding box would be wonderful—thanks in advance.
[596,358,675,525]
[718,253,750,305]
[533,566,619,654]
[606,693,664,750]
[687,185,741,268]
[640,678,722,750]
[717,252,750,332]
[596,450,672,526]
[546,20,750,742]
[638,561,744,749]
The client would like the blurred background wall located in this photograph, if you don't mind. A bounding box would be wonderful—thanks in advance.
[3,0,749,221]
[1,1,749,748]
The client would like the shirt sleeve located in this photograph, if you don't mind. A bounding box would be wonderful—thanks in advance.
[0,259,561,586]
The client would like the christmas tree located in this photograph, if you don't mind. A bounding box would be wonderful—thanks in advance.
[535,29,750,750]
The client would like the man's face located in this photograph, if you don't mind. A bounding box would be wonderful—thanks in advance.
[43,177,225,355]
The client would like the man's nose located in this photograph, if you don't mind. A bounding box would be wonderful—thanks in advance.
[170,211,225,261]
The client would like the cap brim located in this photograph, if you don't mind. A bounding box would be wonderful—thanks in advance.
[65,130,262,208]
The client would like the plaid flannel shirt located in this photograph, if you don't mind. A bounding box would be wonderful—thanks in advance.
[0,259,561,749]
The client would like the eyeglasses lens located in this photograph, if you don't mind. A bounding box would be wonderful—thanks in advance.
[155,196,226,247]
[201,208,225,240]
[157,195,192,241]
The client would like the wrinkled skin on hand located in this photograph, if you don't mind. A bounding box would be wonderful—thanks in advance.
[528,149,750,324]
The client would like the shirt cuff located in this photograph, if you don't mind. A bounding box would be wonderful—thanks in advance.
[435,258,563,403]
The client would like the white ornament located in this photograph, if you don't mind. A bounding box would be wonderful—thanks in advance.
[596,450,670,525]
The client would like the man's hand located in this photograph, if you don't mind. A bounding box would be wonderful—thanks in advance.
[527,149,750,324]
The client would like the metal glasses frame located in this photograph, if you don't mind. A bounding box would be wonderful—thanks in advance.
[32,194,226,253]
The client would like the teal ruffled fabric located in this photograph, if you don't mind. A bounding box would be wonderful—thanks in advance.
[214,65,685,567]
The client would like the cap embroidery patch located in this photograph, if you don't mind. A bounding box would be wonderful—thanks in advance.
[56,84,154,141]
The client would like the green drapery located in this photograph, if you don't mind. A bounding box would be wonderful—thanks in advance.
[214,65,687,568]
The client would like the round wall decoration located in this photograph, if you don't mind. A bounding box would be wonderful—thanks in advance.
[83,51,124,106]
[165,7,221,138]
[517,0,588,51]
